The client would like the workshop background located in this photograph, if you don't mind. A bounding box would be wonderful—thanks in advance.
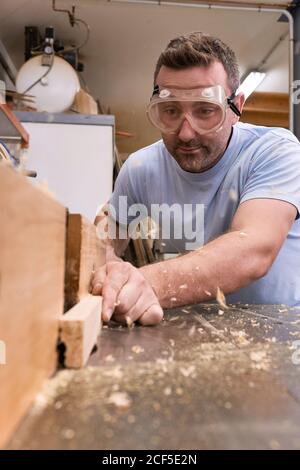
[0,0,290,155]
[1,0,300,453]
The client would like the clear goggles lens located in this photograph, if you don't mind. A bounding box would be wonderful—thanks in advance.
[147,85,228,135]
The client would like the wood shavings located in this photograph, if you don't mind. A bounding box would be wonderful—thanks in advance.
[125,316,134,329]
[181,308,189,314]
[239,231,248,238]
[132,345,144,354]
[170,297,177,302]
[127,414,136,424]
[216,287,228,310]
[169,316,179,322]
[54,401,63,410]
[218,309,224,316]
[169,339,175,347]
[107,392,132,409]
[179,284,188,289]
[194,314,227,340]
[163,387,172,396]
[204,290,212,297]
[250,350,267,362]
[188,325,196,336]
[102,366,123,379]
[230,329,250,346]
[104,354,115,362]
[30,370,75,416]
[269,439,281,450]
[61,428,75,440]
[229,189,238,202]
[180,365,196,378]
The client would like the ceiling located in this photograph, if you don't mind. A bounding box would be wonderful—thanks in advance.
[0,0,291,152]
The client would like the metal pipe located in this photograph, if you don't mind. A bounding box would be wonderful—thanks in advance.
[108,0,294,131]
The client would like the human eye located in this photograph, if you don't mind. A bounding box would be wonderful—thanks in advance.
[161,104,181,118]
[193,104,217,118]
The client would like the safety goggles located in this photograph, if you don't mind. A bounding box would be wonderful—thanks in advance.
[147,85,241,135]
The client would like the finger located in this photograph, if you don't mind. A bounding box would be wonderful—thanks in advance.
[121,289,162,325]
[138,304,164,326]
[105,244,120,263]
[90,265,106,295]
[114,279,142,315]
[102,266,130,322]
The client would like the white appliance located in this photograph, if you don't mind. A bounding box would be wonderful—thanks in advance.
[16,112,114,222]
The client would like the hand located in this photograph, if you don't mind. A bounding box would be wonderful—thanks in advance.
[90,258,163,326]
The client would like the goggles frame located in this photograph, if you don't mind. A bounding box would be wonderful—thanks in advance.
[147,84,241,135]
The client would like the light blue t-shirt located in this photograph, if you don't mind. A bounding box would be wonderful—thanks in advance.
[110,122,300,306]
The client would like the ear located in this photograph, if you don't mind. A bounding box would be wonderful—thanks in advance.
[236,91,246,115]
[232,91,246,124]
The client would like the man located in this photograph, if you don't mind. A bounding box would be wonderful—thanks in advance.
[91,32,300,326]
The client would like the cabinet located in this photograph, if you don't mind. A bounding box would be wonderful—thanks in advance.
[16,112,114,222]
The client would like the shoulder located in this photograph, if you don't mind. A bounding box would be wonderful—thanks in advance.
[235,122,300,147]
[124,140,168,174]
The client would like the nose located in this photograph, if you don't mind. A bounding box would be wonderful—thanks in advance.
[177,117,197,142]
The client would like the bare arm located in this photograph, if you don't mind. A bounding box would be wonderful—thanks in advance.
[140,199,297,308]
[91,198,296,324]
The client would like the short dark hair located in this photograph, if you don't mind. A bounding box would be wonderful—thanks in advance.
[154,32,240,93]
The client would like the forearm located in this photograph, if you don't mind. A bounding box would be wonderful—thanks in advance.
[140,229,272,309]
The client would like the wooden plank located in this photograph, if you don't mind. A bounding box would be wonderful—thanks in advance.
[241,110,289,128]
[243,91,288,112]
[64,214,105,311]
[73,89,98,115]
[59,295,102,369]
[241,91,289,129]
[0,164,66,448]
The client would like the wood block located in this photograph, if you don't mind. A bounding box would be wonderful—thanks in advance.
[72,89,98,115]
[65,214,105,311]
[59,295,102,368]
[0,164,66,448]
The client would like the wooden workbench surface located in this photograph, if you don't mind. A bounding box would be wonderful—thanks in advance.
[7,304,300,450]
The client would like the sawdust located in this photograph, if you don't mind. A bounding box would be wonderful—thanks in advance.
[107,392,132,409]
[30,370,76,416]
[132,345,145,354]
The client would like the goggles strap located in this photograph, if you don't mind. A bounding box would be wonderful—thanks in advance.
[227,92,241,117]
[152,85,159,97]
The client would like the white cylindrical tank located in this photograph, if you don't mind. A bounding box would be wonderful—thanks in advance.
[16,55,80,113]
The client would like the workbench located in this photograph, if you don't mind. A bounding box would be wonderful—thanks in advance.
[7,303,300,450]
